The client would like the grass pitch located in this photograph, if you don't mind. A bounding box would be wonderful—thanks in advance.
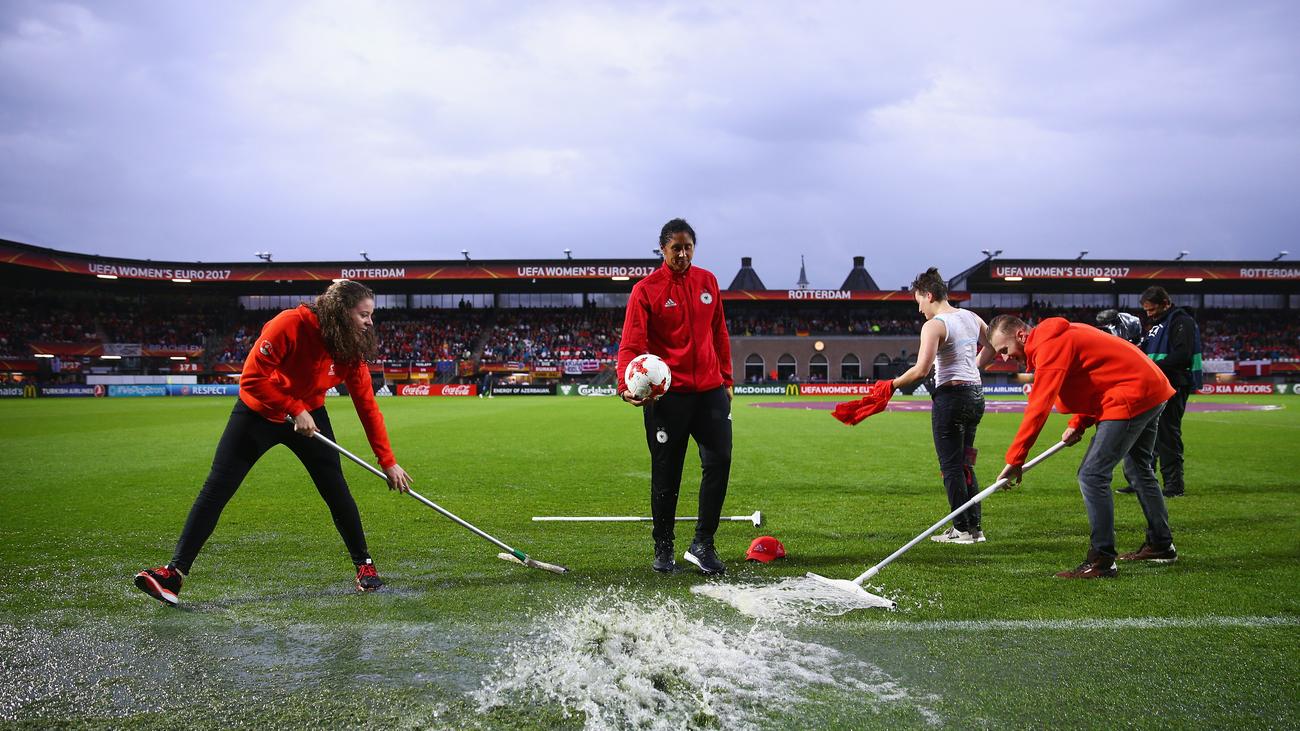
[1,394,1298,729]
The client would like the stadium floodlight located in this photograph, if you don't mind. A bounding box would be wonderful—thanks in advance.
[254,251,273,262]
[461,249,471,261]
[1273,250,1289,261]
[1076,250,1088,260]
[980,249,1003,260]
[1175,250,1189,261]
[564,248,572,259]
[360,250,370,261]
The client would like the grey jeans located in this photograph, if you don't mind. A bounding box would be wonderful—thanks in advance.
[1076,403,1172,559]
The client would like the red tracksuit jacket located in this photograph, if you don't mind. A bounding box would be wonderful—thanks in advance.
[617,262,733,394]
[239,305,397,468]
[1005,318,1174,466]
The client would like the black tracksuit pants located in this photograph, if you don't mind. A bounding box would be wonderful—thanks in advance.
[1154,385,1192,494]
[643,387,732,545]
[170,400,370,574]
[931,384,985,533]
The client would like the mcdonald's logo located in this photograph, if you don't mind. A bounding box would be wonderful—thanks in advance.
[23,384,37,399]
[785,383,800,397]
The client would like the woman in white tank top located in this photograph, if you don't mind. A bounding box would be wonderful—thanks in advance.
[893,268,998,543]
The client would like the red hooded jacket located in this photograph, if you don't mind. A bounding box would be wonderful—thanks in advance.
[239,305,396,468]
[1005,317,1174,466]
[617,262,733,394]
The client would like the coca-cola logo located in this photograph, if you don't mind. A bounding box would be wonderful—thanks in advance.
[397,383,477,396]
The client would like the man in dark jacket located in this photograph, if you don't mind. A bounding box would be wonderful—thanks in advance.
[1124,286,1202,498]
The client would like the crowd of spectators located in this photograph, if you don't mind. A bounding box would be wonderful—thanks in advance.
[1200,309,1300,361]
[726,307,918,336]
[4,295,1299,368]
[480,309,620,364]
[374,309,486,363]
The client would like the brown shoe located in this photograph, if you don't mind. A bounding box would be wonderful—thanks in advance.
[1118,542,1177,563]
[1055,551,1118,579]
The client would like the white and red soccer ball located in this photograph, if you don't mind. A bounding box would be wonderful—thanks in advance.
[624,353,672,400]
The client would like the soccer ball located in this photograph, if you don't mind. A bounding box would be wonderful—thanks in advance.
[624,353,672,399]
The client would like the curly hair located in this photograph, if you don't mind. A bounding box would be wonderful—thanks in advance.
[659,218,696,247]
[310,280,377,367]
[909,267,948,301]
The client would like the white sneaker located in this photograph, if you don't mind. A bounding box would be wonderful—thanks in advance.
[972,530,987,543]
[930,527,978,544]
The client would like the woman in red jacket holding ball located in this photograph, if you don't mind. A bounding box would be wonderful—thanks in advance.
[617,218,734,576]
[134,280,412,605]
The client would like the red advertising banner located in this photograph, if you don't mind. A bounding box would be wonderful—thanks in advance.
[0,359,38,372]
[396,383,478,396]
[29,342,104,356]
[724,290,968,302]
[798,384,879,395]
[0,240,657,283]
[990,263,1300,281]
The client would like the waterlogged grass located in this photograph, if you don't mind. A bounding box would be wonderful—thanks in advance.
[1,395,1298,728]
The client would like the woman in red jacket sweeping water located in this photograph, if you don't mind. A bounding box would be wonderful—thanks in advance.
[617,218,733,575]
[134,280,412,605]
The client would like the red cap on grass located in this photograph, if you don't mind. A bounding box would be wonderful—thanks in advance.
[745,536,786,563]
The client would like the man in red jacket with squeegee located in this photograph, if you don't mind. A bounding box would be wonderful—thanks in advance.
[988,314,1177,579]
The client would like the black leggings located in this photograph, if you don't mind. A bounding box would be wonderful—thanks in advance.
[643,387,733,544]
[170,401,370,574]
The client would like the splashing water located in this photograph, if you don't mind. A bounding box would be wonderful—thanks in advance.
[691,577,896,623]
[474,594,939,730]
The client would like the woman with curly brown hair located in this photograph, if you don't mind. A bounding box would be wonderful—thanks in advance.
[134,280,412,605]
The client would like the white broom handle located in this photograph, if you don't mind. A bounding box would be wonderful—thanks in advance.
[532,514,757,522]
[853,441,1070,586]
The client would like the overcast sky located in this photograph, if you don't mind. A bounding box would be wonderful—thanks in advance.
[2,1,1297,289]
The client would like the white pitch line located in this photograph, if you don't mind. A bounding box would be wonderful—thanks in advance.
[847,615,1300,632]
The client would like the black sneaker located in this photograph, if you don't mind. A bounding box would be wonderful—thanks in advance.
[652,541,677,573]
[1054,550,1118,579]
[683,540,725,575]
[1162,488,1184,498]
[1118,542,1177,563]
[355,560,384,592]
[134,565,184,606]
[1115,485,1137,495]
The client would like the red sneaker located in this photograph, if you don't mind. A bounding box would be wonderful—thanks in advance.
[355,560,384,592]
[134,565,184,606]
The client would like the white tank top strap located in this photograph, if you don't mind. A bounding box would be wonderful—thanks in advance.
[933,309,983,386]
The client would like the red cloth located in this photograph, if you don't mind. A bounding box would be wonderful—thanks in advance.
[616,262,733,394]
[1004,317,1174,466]
[239,305,397,468]
[831,379,895,425]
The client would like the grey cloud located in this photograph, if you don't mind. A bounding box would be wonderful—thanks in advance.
[1,1,1297,289]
